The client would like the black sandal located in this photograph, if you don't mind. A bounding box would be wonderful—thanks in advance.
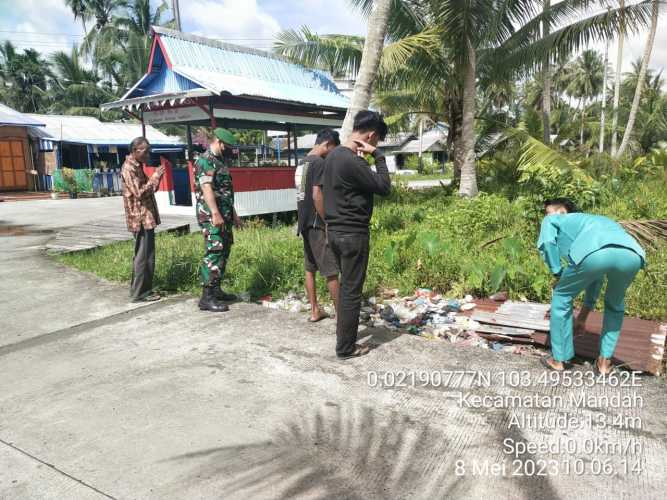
[337,344,370,359]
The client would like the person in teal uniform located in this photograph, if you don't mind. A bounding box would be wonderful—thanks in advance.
[537,198,646,374]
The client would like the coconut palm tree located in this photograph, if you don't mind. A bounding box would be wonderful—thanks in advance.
[274,27,364,79]
[0,42,50,112]
[340,0,392,140]
[615,0,660,158]
[276,0,656,196]
[611,0,625,155]
[563,50,606,146]
[65,0,90,33]
[48,46,115,115]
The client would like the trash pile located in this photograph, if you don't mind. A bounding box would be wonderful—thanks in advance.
[260,287,545,357]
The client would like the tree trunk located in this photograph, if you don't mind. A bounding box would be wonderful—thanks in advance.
[580,100,585,146]
[615,0,659,158]
[541,0,551,145]
[340,0,392,141]
[458,39,478,197]
[599,29,609,153]
[610,0,625,155]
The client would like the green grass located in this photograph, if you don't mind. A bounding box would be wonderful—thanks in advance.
[57,177,667,321]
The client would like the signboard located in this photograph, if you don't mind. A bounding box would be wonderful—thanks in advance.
[144,106,208,124]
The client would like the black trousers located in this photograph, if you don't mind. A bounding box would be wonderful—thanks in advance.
[130,226,155,299]
[328,230,370,356]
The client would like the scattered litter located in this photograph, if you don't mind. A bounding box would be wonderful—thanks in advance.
[261,291,310,313]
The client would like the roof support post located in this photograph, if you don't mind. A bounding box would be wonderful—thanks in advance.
[292,125,298,164]
[208,97,217,128]
[287,127,292,167]
[141,109,146,137]
[186,125,193,161]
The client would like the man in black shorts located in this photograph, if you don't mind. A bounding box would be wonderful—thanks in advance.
[296,128,341,322]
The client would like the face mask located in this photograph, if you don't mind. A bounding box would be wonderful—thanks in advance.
[222,147,235,159]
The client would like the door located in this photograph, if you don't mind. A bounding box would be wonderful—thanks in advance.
[0,139,28,190]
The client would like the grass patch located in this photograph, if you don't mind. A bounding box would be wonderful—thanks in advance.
[57,177,667,321]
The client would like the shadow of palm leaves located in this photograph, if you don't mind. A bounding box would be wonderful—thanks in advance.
[167,404,464,499]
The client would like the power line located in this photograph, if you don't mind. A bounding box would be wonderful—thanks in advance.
[0,29,276,40]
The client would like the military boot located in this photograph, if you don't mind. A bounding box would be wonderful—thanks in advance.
[212,279,238,302]
[198,285,229,312]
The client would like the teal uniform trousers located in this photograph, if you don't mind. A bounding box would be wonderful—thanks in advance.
[537,214,645,362]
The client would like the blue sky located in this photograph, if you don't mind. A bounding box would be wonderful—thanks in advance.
[0,0,663,74]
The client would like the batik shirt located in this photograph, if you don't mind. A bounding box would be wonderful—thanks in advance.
[121,155,161,232]
[194,149,235,224]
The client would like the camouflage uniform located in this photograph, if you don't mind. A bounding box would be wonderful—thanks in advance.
[194,149,235,286]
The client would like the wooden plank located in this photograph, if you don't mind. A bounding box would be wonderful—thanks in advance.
[472,311,550,332]
[474,324,535,337]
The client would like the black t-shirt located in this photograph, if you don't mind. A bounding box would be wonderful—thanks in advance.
[323,146,391,233]
[296,154,325,235]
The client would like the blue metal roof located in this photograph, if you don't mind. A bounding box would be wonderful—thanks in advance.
[0,103,45,127]
[121,27,349,110]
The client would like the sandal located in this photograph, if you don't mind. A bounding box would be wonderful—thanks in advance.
[337,344,370,359]
[594,360,617,376]
[308,312,331,323]
[540,356,567,372]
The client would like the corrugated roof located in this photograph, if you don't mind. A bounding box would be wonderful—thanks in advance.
[468,299,666,375]
[0,103,45,127]
[25,114,184,146]
[400,127,448,154]
[109,27,348,111]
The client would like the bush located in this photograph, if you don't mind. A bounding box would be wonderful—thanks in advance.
[57,169,667,321]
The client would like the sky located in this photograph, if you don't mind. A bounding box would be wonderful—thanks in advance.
[0,0,664,76]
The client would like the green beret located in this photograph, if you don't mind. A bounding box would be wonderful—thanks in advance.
[213,128,236,146]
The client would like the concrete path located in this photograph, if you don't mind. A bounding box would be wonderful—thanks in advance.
[1,199,666,499]
[406,178,452,190]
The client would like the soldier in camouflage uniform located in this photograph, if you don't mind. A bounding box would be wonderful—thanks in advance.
[194,128,242,312]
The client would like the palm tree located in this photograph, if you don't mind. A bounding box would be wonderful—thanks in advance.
[615,0,660,158]
[274,28,364,79]
[48,46,114,115]
[65,0,89,33]
[563,50,605,146]
[0,42,50,112]
[340,0,392,140]
[541,0,552,144]
[611,0,625,155]
[276,0,656,196]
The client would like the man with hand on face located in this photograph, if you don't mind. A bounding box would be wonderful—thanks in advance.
[323,111,391,359]
[121,137,165,303]
[194,128,243,312]
[296,128,341,323]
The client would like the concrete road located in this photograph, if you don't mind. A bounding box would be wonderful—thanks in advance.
[1,199,666,499]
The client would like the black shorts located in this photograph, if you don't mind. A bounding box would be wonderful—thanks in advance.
[303,228,339,277]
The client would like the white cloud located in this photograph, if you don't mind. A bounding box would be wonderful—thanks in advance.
[0,0,85,55]
[605,19,666,74]
[182,0,281,49]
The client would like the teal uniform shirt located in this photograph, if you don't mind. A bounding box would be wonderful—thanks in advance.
[537,213,645,362]
[537,213,646,276]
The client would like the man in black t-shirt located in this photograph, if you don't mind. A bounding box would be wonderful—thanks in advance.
[323,111,391,359]
[296,129,341,322]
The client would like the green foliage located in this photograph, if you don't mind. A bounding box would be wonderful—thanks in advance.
[58,173,667,320]
[405,154,439,174]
